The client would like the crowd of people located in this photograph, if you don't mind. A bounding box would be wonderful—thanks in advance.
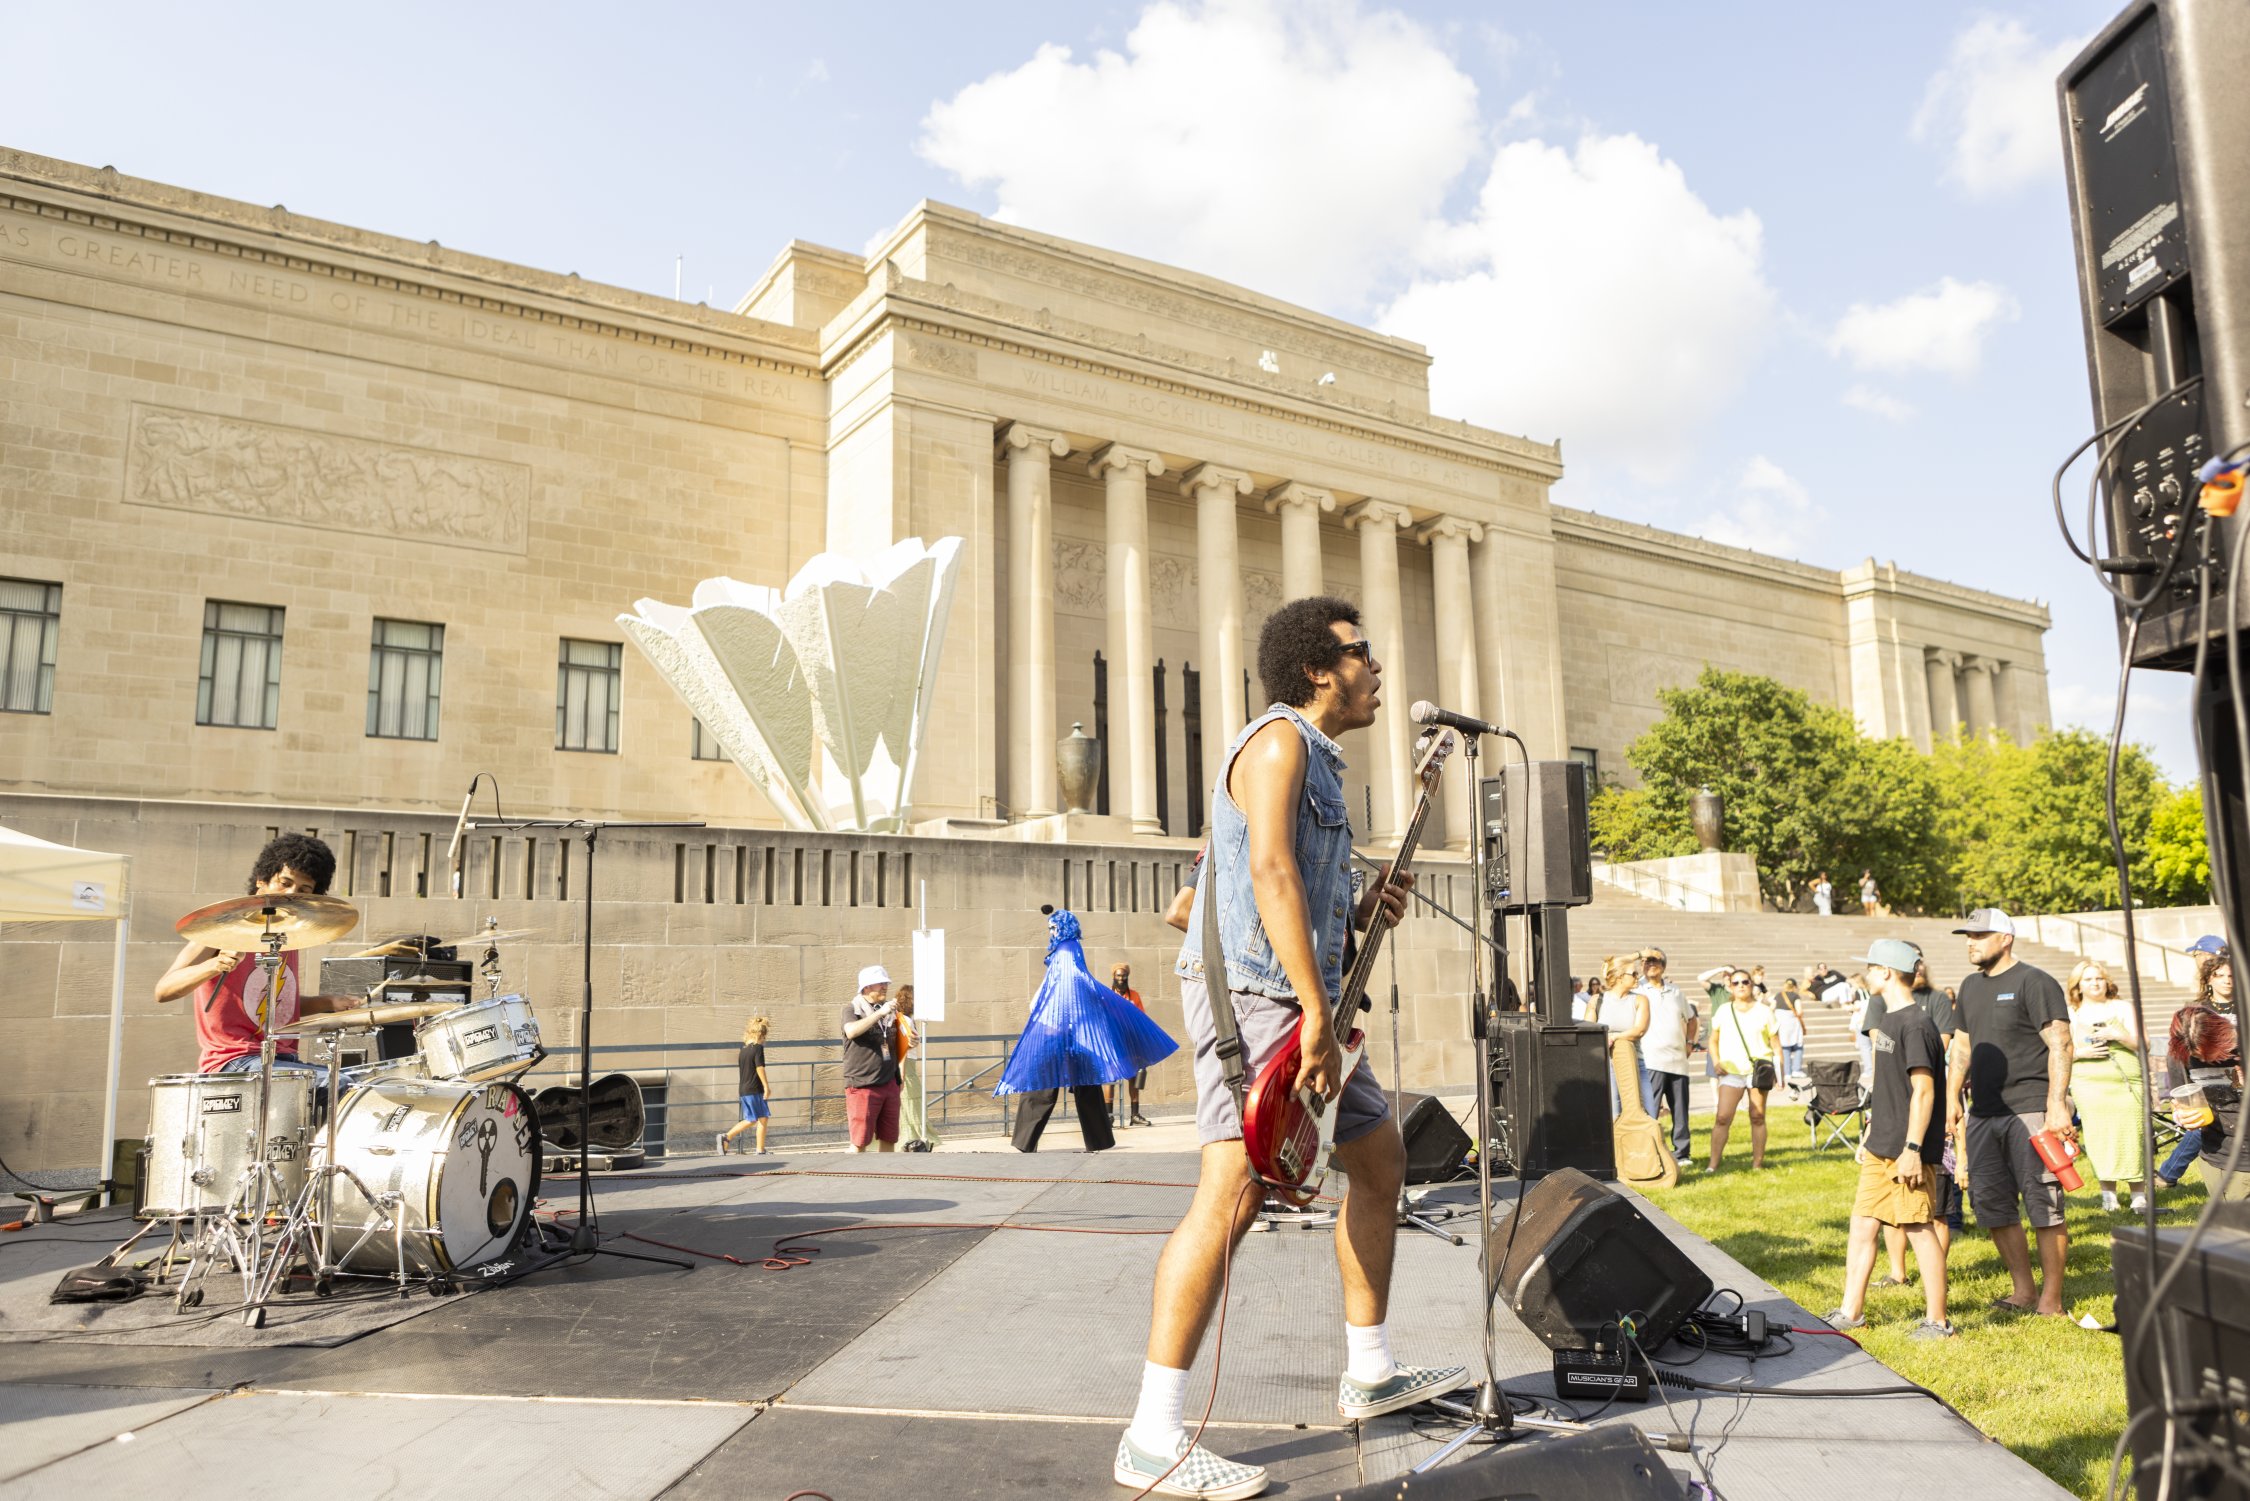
[1573,912,2245,1338]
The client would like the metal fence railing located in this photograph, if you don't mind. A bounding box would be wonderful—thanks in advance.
[517,1033,1025,1155]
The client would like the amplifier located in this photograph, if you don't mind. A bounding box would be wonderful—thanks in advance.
[1482,762,1591,912]
[1489,1013,1614,1181]
[1492,1166,1715,1356]
[2114,1221,2250,1497]
[2058,0,2250,665]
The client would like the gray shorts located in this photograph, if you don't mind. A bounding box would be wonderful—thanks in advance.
[1964,1111,2069,1230]
[1181,974,1391,1148]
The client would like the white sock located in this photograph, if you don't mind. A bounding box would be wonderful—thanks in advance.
[2130,1193,2150,1213]
[1346,1321,1397,1384]
[1127,1361,1192,1453]
[2101,1189,2119,1212]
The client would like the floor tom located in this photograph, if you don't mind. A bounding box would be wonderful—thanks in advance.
[141,1071,315,1219]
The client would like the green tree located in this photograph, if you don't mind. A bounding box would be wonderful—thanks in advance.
[2144,785,2211,906]
[1618,667,1940,910]
[1587,784,1695,863]
[1934,727,2168,913]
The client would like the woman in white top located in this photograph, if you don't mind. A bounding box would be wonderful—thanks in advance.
[1596,955,1649,1117]
[1774,988,1807,1081]
[1700,965,1779,1172]
[2065,958,2148,1211]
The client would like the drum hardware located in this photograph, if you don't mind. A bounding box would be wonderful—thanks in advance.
[172,892,358,1327]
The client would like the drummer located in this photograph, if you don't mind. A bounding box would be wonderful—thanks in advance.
[153,833,358,1076]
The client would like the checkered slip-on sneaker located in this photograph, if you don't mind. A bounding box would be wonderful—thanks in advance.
[1112,1432,1269,1499]
[1336,1362,1469,1422]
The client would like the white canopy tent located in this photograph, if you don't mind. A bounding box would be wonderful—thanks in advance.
[0,825,131,1188]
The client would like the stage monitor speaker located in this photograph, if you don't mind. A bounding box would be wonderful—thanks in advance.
[1398,1091,1471,1185]
[1315,1424,1685,1500]
[1490,1166,1715,1356]
[1483,762,1590,913]
[2058,0,2250,667]
[2114,1221,2250,1498]
[1488,1014,1613,1182]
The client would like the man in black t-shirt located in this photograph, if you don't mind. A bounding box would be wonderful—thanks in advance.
[1945,910,2074,1317]
[1825,940,1953,1338]
[841,964,902,1153]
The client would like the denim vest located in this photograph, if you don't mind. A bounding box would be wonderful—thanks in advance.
[1175,705,1356,1003]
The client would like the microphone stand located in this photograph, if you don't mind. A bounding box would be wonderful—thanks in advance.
[469,815,700,1270]
[1413,725,1517,1470]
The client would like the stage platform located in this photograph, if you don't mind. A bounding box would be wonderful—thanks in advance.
[0,1152,2070,1499]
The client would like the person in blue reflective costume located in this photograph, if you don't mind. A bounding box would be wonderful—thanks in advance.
[999,908,1177,1151]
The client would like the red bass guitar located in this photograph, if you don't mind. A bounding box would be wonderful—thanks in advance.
[1242,727,1457,1205]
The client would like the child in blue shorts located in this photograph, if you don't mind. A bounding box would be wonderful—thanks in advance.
[721,1016,771,1155]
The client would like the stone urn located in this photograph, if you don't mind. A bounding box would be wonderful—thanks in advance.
[1690,786,1724,852]
[1058,722,1102,815]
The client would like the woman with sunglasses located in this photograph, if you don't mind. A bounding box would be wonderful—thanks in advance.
[1700,965,1780,1171]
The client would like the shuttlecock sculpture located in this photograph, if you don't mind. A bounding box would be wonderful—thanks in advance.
[619,537,964,833]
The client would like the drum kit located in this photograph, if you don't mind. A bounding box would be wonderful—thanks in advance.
[131,896,550,1326]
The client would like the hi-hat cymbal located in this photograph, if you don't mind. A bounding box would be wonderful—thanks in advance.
[176,893,360,952]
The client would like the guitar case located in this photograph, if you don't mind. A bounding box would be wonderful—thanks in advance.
[1609,1037,1679,1189]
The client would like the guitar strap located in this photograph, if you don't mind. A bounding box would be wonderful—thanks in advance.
[1197,856,1251,1119]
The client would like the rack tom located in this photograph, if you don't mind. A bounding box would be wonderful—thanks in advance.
[415,994,543,1082]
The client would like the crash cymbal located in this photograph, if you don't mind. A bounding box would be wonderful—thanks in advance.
[176,893,360,952]
[424,925,543,948]
[289,999,459,1033]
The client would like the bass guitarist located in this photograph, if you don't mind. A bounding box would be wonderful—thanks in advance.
[1113,596,1464,1500]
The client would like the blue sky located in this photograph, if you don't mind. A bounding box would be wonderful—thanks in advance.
[9,0,2171,772]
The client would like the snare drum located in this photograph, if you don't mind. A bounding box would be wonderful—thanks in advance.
[141,1071,315,1219]
[415,994,543,1082]
[316,1075,540,1274]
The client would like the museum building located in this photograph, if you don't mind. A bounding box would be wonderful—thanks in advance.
[0,149,2051,1166]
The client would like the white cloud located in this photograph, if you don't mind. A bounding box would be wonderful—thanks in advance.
[1378,133,1777,482]
[1826,277,2018,377]
[917,0,1481,310]
[1841,384,1915,421]
[1687,455,1820,557]
[1913,17,2084,198]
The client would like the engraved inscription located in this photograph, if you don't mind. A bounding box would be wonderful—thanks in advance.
[127,405,530,554]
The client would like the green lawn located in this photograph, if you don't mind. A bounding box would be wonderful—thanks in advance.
[1653,1112,2205,1500]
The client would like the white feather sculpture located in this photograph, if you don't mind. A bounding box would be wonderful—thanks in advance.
[619,537,964,832]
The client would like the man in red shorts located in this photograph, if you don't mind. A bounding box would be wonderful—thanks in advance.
[841,964,902,1152]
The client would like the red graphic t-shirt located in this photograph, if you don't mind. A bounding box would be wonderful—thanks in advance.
[193,951,303,1073]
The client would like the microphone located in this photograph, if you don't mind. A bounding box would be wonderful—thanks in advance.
[445,777,476,898]
[1410,700,1503,738]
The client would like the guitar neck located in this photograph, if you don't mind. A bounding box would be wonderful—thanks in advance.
[1334,776,1442,1021]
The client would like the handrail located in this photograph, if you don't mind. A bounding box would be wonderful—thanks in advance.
[2019,909,2204,989]
[1591,859,1721,912]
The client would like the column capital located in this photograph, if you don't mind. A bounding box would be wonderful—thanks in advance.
[999,422,1070,458]
[1960,654,1999,676]
[1927,647,1963,670]
[1264,481,1336,517]
[1180,462,1254,498]
[1413,514,1483,546]
[1090,443,1165,480]
[1343,498,1415,533]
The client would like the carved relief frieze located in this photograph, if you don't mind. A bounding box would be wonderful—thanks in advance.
[125,405,530,554]
[1054,538,1106,614]
[1052,537,1279,632]
[901,333,978,381]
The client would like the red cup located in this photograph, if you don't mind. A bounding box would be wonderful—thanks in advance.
[2031,1129,2084,1191]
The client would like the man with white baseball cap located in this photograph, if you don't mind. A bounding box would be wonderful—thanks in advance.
[1945,909,2074,1317]
[841,963,903,1153]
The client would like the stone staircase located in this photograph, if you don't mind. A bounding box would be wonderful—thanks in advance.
[1560,882,2197,1061]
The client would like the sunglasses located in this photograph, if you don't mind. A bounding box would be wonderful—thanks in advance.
[1338,640,1374,664]
[1728,977,1753,987]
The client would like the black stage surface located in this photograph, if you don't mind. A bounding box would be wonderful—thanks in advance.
[0,1152,2070,1499]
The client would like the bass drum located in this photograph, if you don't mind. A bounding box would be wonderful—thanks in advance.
[317,1076,540,1274]
[141,1071,315,1220]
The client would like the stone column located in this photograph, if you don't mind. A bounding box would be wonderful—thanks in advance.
[1002,423,1069,818]
[1346,499,1417,840]
[1924,649,1962,745]
[1469,527,1509,739]
[1418,516,1483,851]
[1093,443,1166,835]
[1183,463,1255,795]
[1961,656,1999,738]
[1264,482,1334,601]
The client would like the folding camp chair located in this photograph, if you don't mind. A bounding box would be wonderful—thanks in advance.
[1803,1058,1867,1150]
